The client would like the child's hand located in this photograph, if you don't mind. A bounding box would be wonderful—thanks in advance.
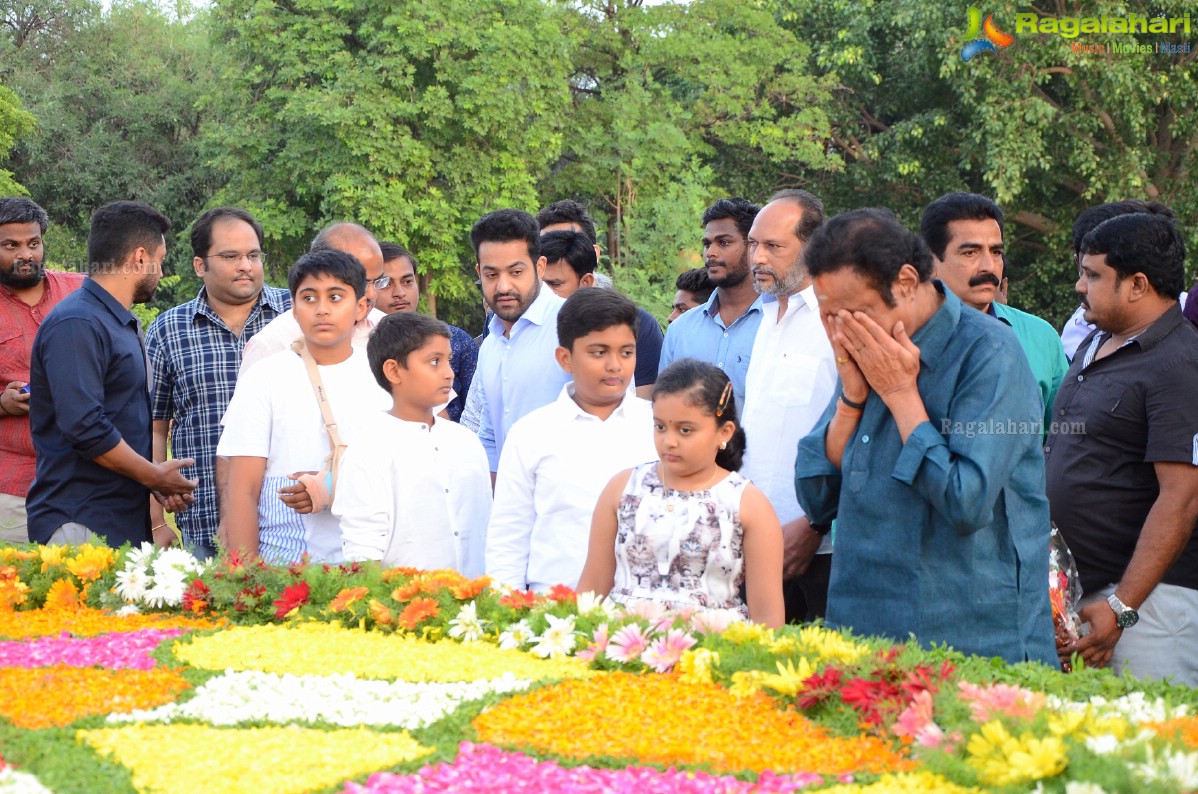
[280,472,317,514]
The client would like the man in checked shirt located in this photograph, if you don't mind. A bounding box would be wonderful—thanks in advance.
[145,208,290,558]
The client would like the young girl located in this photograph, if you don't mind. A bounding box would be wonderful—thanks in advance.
[578,358,785,627]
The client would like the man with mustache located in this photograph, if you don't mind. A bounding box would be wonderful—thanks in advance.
[659,198,762,410]
[0,198,84,543]
[921,193,1067,431]
[145,208,290,557]
[472,209,570,473]
[27,201,198,549]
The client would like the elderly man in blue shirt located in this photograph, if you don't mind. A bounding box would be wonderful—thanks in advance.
[795,208,1056,665]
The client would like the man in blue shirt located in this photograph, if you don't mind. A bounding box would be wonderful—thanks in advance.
[795,208,1056,665]
[473,209,570,472]
[659,198,763,408]
[920,192,1067,431]
[146,208,290,559]
[27,201,198,548]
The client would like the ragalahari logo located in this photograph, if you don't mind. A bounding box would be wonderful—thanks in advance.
[961,7,1014,61]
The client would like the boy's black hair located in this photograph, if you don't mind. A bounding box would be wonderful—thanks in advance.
[87,201,172,275]
[675,267,714,303]
[470,209,540,262]
[557,287,639,350]
[287,248,366,299]
[536,199,598,245]
[653,358,747,471]
[539,230,597,277]
[367,311,452,391]
[190,207,264,259]
[1080,213,1185,299]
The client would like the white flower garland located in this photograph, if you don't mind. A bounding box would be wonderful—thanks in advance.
[114,544,207,609]
[108,670,531,728]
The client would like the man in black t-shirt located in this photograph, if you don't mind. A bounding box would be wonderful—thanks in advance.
[1046,210,1198,685]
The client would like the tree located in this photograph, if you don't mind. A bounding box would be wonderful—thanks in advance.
[775,0,1198,326]
[202,0,575,326]
[0,0,218,309]
[542,0,840,313]
[0,85,34,196]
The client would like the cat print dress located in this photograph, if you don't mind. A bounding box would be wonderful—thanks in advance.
[610,461,749,615]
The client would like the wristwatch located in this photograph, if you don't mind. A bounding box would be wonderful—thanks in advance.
[1106,593,1139,629]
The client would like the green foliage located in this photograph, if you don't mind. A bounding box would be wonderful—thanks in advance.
[0,85,34,196]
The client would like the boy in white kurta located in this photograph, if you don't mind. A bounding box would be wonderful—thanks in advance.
[332,312,491,575]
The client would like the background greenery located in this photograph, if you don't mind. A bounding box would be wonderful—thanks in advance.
[1,0,1194,332]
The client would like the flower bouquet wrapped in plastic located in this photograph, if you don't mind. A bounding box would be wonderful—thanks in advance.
[1049,524,1083,672]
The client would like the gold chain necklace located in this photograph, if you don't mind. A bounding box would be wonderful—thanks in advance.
[658,463,723,512]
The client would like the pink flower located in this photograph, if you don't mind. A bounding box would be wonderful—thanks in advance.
[575,623,610,663]
[893,689,935,740]
[689,608,738,636]
[606,624,652,663]
[957,681,1045,722]
[623,599,668,623]
[642,629,698,673]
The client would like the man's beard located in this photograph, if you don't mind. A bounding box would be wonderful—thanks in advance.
[708,252,750,289]
[754,261,807,297]
[0,259,45,290]
[132,272,160,304]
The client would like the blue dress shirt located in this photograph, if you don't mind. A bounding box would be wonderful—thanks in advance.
[796,284,1056,665]
[476,287,570,470]
[27,279,155,547]
[658,291,762,409]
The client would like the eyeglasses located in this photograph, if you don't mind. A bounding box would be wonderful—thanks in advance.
[207,251,266,265]
[370,274,391,290]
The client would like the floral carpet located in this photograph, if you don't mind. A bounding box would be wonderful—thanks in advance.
[0,543,1196,793]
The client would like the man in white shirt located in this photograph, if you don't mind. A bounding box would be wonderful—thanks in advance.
[472,209,571,472]
[740,190,838,622]
[487,289,655,591]
[239,222,388,373]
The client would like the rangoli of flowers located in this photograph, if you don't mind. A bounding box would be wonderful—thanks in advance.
[0,608,217,640]
[472,672,911,775]
[0,628,186,670]
[109,670,532,728]
[78,724,433,794]
[171,622,594,681]
[338,742,832,793]
[0,666,190,728]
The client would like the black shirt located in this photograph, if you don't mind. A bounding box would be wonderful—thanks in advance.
[26,279,152,547]
[1045,303,1198,595]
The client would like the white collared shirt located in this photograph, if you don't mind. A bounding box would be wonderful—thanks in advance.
[740,285,838,547]
[486,383,656,592]
[238,307,387,375]
[332,413,491,576]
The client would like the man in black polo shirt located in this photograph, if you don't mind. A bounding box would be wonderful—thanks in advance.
[1046,211,1198,685]
[27,201,198,548]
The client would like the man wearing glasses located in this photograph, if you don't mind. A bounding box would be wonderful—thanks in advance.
[146,207,290,559]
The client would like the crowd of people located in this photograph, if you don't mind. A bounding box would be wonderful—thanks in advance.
[1,190,1196,687]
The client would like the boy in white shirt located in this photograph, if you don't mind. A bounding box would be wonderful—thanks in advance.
[332,312,491,575]
[218,249,387,563]
[487,288,656,591]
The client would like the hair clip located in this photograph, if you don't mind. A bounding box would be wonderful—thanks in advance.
[715,381,733,417]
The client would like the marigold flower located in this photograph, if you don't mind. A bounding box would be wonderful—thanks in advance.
[473,673,908,775]
[328,586,370,613]
[38,544,67,572]
[79,724,433,794]
[43,579,81,611]
[499,590,539,610]
[368,599,395,627]
[397,597,439,630]
[65,544,116,582]
[0,666,189,728]
[450,577,490,600]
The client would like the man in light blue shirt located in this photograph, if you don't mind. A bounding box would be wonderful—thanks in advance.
[473,209,570,472]
[659,198,762,407]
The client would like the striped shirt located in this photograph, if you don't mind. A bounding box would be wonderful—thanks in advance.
[146,285,291,547]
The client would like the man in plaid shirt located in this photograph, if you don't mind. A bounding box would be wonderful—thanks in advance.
[146,208,290,559]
